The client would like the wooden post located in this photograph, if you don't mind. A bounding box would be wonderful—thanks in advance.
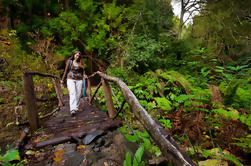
[53,78,64,107]
[23,73,39,131]
[101,78,116,118]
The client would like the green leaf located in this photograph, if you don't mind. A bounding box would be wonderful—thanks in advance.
[142,138,152,151]
[223,154,243,166]
[123,152,132,166]
[0,150,20,162]
[124,134,139,143]
[133,145,144,166]
[155,97,172,111]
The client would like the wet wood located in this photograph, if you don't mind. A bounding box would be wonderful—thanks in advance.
[36,136,72,148]
[53,78,64,107]
[27,95,122,149]
[23,73,39,131]
[101,78,116,118]
[97,71,195,166]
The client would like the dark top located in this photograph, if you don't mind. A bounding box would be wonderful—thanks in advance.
[67,60,83,80]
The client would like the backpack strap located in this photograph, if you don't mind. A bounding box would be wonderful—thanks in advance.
[68,60,73,72]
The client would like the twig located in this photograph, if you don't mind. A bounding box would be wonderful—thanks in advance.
[113,100,126,120]
[18,107,59,126]
[90,82,102,104]
[24,71,59,79]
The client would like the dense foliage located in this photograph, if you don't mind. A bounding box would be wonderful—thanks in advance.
[0,0,250,165]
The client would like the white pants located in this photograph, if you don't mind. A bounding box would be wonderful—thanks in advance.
[67,79,83,113]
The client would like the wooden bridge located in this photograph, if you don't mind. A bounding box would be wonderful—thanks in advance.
[22,71,196,166]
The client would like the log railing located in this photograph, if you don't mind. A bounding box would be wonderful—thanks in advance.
[23,70,195,165]
[22,71,64,131]
[87,71,196,166]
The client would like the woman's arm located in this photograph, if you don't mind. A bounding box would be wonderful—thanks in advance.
[61,60,70,83]
[80,61,88,79]
[78,61,85,69]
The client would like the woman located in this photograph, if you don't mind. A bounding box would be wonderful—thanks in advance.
[61,50,88,116]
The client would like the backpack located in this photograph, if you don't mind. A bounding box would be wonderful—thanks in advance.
[68,60,73,73]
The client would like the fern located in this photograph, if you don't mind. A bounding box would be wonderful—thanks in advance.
[232,135,251,153]
[212,108,251,128]
[154,97,172,111]
[156,69,192,94]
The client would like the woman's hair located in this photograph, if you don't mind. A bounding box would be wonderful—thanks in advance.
[70,50,82,62]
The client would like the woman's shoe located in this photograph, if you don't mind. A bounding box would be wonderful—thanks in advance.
[71,110,76,117]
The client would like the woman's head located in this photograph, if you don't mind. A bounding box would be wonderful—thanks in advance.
[71,50,81,61]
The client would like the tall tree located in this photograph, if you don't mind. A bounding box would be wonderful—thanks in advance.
[191,0,250,62]
[173,0,205,40]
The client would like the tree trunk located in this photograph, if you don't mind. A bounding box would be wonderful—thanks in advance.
[178,0,185,40]
[64,0,69,10]
[97,72,196,166]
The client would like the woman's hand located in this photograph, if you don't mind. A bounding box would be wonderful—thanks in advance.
[60,80,64,84]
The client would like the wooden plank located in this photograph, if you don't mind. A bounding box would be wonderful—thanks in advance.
[53,78,64,107]
[101,78,116,118]
[97,71,195,166]
[23,73,39,131]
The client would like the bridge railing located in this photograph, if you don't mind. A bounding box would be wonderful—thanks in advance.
[22,71,63,131]
[87,71,196,166]
[23,70,196,166]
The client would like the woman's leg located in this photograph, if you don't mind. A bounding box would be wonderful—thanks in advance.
[75,79,83,111]
[67,79,78,113]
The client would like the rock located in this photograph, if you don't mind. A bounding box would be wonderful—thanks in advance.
[55,143,77,155]
[104,139,111,147]
[86,151,106,165]
[93,147,101,152]
[95,137,105,148]
[82,130,104,145]
[63,151,84,166]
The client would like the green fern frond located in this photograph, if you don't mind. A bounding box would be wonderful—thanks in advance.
[156,69,192,94]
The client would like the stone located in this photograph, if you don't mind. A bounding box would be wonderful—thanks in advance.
[93,147,101,152]
[55,143,77,155]
[63,151,84,166]
[95,137,105,148]
[82,130,104,145]
[86,151,106,165]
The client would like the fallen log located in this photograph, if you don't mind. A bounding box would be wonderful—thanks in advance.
[36,136,71,148]
[96,71,196,166]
